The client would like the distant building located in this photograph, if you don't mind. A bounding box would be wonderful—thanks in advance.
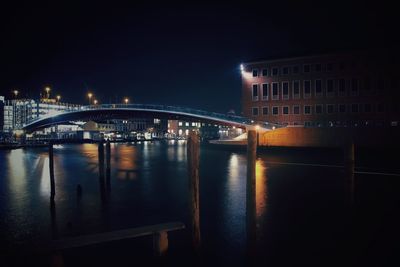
[167,120,239,139]
[241,50,400,127]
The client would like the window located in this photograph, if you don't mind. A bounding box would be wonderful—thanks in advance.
[339,104,346,113]
[262,106,269,115]
[315,79,322,97]
[304,121,313,127]
[252,69,258,77]
[364,77,371,92]
[262,68,268,76]
[326,104,335,114]
[338,79,346,96]
[351,104,359,113]
[303,80,311,98]
[364,103,372,113]
[192,122,196,126]
[283,106,289,115]
[351,78,359,96]
[292,80,300,99]
[304,105,312,114]
[292,65,299,74]
[327,63,333,71]
[185,122,189,126]
[303,64,310,73]
[282,66,289,75]
[293,105,300,114]
[252,107,259,116]
[326,79,334,96]
[272,106,279,115]
[282,82,289,100]
[315,104,323,114]
[272,83,279,100]
[178,122,183,126]
[272,67,279,76]
[252,84,259,101]
[315,64,322,72]
[262,83,269,100]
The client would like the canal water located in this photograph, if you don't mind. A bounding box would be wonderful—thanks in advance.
[0,141,399,266]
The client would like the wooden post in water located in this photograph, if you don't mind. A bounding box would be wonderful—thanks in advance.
[246,130,257,257]
[49,141,55,201]
[98,141,106,202]
[153,231,168,256]
[106,140,111,191]
[187,131,201,252]
[344,141,355,203]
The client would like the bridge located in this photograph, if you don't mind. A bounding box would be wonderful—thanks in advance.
[22,104,282,132]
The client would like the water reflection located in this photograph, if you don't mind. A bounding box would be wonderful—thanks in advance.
[114,144,138,180]
[255,159,267,219]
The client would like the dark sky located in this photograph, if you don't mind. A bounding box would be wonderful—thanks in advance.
[0,2,397,114]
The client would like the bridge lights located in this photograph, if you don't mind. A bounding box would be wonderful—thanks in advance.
[124,97,129,105]
[13,89,19,98]
[56,95,61,102]
[93,99,98,105]
[240,64,244,72]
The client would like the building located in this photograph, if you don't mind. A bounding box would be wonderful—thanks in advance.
[167,120,239,140]
[0,96,4,132]
[241,50,400,128]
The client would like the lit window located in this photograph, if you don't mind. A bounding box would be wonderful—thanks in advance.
[185,122,189,126]
[192,122,196,126]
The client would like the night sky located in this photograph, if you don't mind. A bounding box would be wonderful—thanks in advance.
[0,2,397,114]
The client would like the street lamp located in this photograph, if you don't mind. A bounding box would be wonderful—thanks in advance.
[124,97,129,105]
[13,90,19,98]
[87,93,93,105]
[56,95,61,102]
[93,99,98,105]
[45,87,51,98]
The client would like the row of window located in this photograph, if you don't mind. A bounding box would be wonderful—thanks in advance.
[281,120,396,127]
[251,61,357,78]
[250,78,380,101]
[251,103,385,116]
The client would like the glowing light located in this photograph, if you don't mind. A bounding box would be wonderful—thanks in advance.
[93,99,98,105]
[255,125,260,131]
[45,87,51,93]
[124,97,129,104]
[56,95,61,102]
[13,89,19,97]
[272,126,276,130]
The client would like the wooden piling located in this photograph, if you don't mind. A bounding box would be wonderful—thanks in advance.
[246,130,257,257]
[153,231,168,256]
[98,141,106,202]
[106,140,111,191]
[49,141,55,201]
[187,131,201,252]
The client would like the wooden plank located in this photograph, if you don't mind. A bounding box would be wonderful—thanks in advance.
[51,222,185,251]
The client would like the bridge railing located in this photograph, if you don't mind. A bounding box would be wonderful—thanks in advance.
[24,103,284,129]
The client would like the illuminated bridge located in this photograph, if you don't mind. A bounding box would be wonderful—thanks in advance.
[22,104,281,132]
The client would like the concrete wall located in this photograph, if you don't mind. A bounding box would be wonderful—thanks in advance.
[259,126,400,148]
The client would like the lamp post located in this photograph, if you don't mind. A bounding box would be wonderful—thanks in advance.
[124,97,129,105]
[13,90,19,99]
[56,95,61,102]
[45,87,51,99]
[94,99,98,105]
[88,93,93,105]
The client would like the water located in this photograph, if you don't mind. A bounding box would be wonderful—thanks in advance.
[0,141,399,266]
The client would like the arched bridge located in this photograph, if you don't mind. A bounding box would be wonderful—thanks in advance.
[22,104,281,132]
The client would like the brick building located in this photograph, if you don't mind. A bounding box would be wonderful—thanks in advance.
[241,50,400,128]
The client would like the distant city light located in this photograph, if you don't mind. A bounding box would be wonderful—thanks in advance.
[255,124,260,131]
[240,64,244,71]
[87,92,93,105]
[13,90,19,97]
[45,87,51,98]
[124,97,129,104]
[56,95,61,102]
[93,99,98,105]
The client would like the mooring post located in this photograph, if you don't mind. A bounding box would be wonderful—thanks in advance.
[246,130,257,258]
[344,140,355,203]
[106,140,111,191]
[49,141,55,201]
[187,131,201,252]
[98,141,106,202]
[153,231,169,256]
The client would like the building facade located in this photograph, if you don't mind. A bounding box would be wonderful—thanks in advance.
[241,51,400,127]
